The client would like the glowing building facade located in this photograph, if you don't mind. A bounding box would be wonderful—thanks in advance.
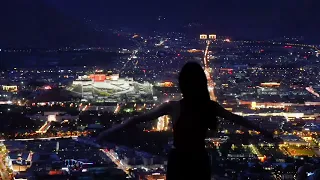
[0,143,14,180]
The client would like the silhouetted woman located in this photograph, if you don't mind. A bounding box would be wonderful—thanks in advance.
[98,62,275,180]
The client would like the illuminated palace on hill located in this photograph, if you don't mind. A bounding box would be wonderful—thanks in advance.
[71,70,153,101]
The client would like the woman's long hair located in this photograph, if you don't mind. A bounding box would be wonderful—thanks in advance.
[179,62,210,103]
[178,61,217,130]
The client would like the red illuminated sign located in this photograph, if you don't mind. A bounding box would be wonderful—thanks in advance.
[93,74,106,82]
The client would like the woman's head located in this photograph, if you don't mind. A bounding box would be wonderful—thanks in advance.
[179,61,210,101]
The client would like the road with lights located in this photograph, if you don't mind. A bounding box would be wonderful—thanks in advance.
[36,121,51,134]
[100,149,130,174]
[203,40,217,101]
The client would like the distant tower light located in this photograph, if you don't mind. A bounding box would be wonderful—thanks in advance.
[200,34,208,40]
[209,34,217,40]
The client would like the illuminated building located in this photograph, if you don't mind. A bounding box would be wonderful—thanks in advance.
[257,87,278,95]
[206,137,228,146]
[279,135,309,146]
[0,143,14,180]
[43,86,52,90]
[2,85,17,92]
[226,153,257,161]
[141,173,166,180]
[187,49,202,53]
[75,70,121,83]
[72,72,153,99]
[90,74,107,82]
[260,82,281,88]
[9,151,31,172]
[219,68,233,75]
[251,102,257,110]
[157,115,170,131]
[48,170,64,175]
[157,81,174,87]
[239,100,320,109]
[29,111,77,123]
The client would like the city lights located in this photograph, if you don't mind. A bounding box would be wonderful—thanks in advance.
[1,7,320,179]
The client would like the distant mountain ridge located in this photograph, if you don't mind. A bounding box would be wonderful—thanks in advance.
[0,0,115,48]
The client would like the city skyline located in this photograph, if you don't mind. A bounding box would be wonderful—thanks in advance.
[1,1,320,179]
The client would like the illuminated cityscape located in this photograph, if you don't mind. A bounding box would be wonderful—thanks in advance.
[1,1,320,179]
[2,33,320,179]
[2,35,320,179]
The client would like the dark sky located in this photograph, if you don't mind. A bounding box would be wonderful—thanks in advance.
[47,0,320,41]
[0,0,319,48]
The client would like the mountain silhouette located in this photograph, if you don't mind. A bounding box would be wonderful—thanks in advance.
[0,0,111,48]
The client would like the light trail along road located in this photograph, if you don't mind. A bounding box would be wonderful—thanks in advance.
[203,40,217,101]
[100,149,130,174]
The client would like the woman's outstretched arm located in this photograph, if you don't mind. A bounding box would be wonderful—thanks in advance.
[97,102,171,141]
[212,101,273,138]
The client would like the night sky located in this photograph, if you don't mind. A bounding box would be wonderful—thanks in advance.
[48,0,320,40]
[1,0,320,47]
